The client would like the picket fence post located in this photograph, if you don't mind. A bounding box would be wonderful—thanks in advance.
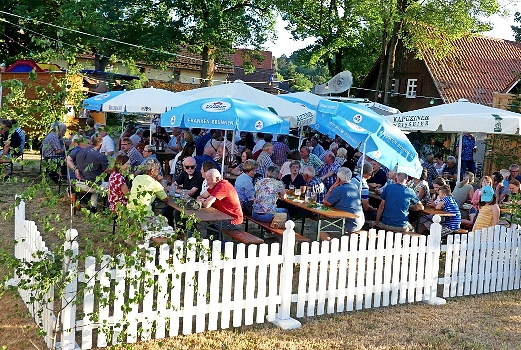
[271,220,301,329]
[424,215,446,305]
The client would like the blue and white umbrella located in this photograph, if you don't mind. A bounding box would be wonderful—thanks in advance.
[317,99,422,177]
[82,91,125,111]
[160,97,290,134]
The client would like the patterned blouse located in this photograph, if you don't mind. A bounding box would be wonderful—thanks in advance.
[253,177,284,214]
[108,171,128,212]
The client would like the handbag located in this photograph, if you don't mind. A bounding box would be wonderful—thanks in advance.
[270,213,287,230]
[184,198,202,210]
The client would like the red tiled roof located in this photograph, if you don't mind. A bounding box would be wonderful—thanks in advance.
[422,35,521,104]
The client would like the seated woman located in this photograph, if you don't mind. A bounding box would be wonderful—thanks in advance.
[407,168,431,205]
[452,172,475,208]
[230,149,253,175]
[281,160,306,190]
[472,185,500,233]
[252,165,288,223]
[466,175,492,226]
[279,150,301,178]
[108,155,130,213]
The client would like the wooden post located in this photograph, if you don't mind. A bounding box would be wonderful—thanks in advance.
[423,215,446,305]
[271,220,301,329]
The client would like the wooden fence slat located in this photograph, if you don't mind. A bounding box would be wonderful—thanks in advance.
[296,242,310,318]
[365,232,377,309]
[306,242,320,316]
[141,249,156,341]
[244,244,258,325]
[256,243,269,323]
[266,242,280,322]
[346,234,358,311]
[355,233,367,310]
[155,245,170,339]
[399,234,410,304]
[373,230,384,307]
[168,241,184,337]
[415,236,427,302]
[195,240,210,333]
[457,234,467,296]
[233,244,246,327]
[408,235,418,303]
[327,239,340,314]
[478,230,488,294]
[97,255,112,348]
[336,236,349,312]
[390,232,402,305]
[381,231,393,307]
[112,255,126,344]
[208,241,222,331]
[220,242,234,329]
[317,241,329,315]
[82,257,96,349]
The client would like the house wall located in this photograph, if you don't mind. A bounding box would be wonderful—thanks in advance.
[358,43,443,112]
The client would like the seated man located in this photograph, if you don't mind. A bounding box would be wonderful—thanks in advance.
[194,146,221,173]
[162,156,204,227]
[119,137,144,170]
[197,168,244,237]
[42,121,67,183]
[375,172,424,232]
[234,159,258,215]
[323,167,365,237]
[0,119,23,178]
[67,136,109,212]
[317,152,340,193]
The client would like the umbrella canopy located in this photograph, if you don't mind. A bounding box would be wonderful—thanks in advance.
[327,116,423,177]
[82,91,125,111]
[159,97,290,134]
[279,91,324,110]
[387,99,521,134]
[101,87,193,114]
[317,99,422,177]
[176,81,315,128]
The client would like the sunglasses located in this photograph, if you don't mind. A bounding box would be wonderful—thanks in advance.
[184,165,196,169]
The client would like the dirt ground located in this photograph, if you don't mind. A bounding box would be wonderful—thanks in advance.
[1,153,521,350]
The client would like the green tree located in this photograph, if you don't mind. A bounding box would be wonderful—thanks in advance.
[169,0,277,86]
[512,11,521,42]
[370,0,500,104]
[276,0,381,82]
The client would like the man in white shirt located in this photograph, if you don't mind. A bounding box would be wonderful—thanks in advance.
[98,125,115,157]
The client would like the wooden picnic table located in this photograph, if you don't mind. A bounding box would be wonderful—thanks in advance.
[416,206,457,232]
[167,198,234,240]
[281,197,359,241]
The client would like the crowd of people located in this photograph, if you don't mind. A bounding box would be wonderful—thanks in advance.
[29,119,520,241]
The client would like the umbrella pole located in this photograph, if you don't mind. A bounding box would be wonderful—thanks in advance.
[359,135,371,196]
[298,126,303,149]
[149,115,153,145]
[456,133,463,186]
[221,141,226,178]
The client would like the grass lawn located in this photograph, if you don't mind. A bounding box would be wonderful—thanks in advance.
[1,153,520,349]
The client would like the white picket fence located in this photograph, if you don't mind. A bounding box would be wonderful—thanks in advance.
[11,200,521,349]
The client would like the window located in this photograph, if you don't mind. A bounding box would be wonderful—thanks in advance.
[406,79,417,98]
[390,78,399,97]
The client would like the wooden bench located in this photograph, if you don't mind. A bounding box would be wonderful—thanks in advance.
[244,214,310,243]
[0,159,13,178]
[222,230,264,244]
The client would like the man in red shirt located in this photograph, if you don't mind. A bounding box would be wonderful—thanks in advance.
[198,168,243,237]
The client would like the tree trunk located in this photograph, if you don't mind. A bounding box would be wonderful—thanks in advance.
[94,54,109,72]
[374,31,389,102]
[335,50,343,75]
[201,45,215,87]
[382,29,400,105]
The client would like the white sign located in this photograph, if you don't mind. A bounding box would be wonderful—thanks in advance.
[201,101,232,113]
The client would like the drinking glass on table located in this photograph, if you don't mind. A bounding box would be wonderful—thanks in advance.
[288,185,295,196]
[294,188,301,198]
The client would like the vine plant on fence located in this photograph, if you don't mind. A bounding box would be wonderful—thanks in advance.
[0,75,210,347]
